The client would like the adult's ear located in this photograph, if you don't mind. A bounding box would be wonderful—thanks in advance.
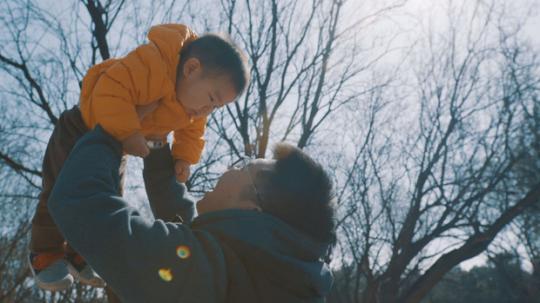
[253,169,274,203]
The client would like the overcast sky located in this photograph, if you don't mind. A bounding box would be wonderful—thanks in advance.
[2,0,539,272]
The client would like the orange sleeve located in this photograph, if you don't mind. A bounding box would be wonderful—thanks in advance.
[171,116,207,164]
[90,43,167,140]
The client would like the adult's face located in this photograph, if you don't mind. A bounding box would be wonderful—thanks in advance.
[196,158,275,215]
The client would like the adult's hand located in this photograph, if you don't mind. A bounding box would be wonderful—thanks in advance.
[122,132,150,158]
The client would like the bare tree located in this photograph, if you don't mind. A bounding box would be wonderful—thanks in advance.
[330,1,540,302]
[188,0,404,194]
[0,0,192,301]
[4,0,537,303]
[1,0,403,300]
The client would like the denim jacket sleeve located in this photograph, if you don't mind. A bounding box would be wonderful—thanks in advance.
[48,126,223,303]
[142,144,196,223]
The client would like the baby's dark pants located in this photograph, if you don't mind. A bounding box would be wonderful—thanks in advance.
[30,106,127,254]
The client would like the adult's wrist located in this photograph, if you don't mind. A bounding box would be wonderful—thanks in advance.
[91,125,123,156]
[143,144,173,170]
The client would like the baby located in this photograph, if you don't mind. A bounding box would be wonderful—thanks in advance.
[29,23,249,291]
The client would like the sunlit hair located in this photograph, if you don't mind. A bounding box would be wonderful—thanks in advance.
[178,34,250,96]
[255,143,336,244]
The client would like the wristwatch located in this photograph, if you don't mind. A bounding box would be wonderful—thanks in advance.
[146,140,166,149]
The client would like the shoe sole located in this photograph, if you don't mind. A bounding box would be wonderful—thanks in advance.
[67,263,106,288]
[34,278,74,292]
[28,258,74,291]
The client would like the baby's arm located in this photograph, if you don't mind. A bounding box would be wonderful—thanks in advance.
[120,102,163,158]
[174,160,191,183]
[88,43,167,156]
[171,116,207,180]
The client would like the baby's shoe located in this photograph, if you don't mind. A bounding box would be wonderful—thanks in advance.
[29,252,74,291]
[65,253,106,288]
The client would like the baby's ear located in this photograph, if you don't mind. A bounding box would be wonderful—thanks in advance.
[183,57,201,77]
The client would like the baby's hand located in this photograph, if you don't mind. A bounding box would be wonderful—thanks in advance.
[135,101,161,121]
[174,160,191,183]
[122,132,150,158]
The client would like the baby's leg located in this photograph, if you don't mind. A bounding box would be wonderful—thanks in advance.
[30,106,127,292]
[29,106,88,291]
[30,106,88,254]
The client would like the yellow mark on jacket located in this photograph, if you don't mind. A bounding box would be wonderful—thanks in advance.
[158,268,173,282]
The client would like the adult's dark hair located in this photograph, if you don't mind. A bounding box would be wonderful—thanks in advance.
[255,143,336,244]
[179,34,250,96]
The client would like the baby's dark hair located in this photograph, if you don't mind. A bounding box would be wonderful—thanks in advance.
[179,34,250,96]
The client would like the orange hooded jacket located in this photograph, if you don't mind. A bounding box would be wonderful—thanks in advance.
[79,24,205,164]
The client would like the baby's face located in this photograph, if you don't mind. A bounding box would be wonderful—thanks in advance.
[176,61,238,118]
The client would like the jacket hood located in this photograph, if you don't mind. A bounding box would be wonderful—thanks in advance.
[192,209,334,299]
[147,24,198,72]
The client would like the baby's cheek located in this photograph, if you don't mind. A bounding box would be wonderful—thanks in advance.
[201,106,214,116]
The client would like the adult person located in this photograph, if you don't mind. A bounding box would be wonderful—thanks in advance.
[48,124,336,303]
